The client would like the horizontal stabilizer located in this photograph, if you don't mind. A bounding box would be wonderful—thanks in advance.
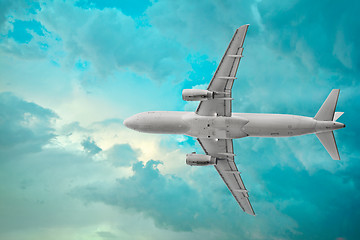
[314,89,340,121]
[333,112,344,121]
[316,131,340,160]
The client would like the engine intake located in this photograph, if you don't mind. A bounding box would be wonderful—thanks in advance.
[182,89,214,101]
[186,153,217,166]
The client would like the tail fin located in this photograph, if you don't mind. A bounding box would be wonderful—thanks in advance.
[316,131,340,160]
[314,89,340,121]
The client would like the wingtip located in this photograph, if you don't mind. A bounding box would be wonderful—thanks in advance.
[238,24,250,30]
[244,206,256,216]
[247,210,256,216]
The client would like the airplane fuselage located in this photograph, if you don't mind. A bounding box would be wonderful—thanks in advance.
[124,111,344,139]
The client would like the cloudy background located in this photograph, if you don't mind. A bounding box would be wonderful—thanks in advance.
[0,0,359,239]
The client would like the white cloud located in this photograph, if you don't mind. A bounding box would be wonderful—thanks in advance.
[333,30,354,69]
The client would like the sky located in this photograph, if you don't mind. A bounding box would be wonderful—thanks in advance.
[0,0,359,239]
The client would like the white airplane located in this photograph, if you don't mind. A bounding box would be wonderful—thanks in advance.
[123,24,345,215]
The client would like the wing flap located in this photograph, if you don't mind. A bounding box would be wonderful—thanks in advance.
[215,161,255,215]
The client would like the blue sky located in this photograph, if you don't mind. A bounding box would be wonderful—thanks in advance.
[0,0,359,239]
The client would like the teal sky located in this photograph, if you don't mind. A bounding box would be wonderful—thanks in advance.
[0,0,359,239]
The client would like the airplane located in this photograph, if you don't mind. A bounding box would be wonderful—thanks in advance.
[123,24,345,215]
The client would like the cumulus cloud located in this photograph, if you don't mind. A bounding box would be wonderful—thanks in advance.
[0,93,140,239]
[71,160,203,231]
[71,158,303,239]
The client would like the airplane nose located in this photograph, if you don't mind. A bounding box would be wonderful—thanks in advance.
[123,116,137,130]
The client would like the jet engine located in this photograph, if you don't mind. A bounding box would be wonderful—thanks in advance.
[182,89,214,101]
[186,153,217,166]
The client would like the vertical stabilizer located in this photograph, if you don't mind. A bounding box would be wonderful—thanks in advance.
[314,89,340,121]
[316,131,340,160]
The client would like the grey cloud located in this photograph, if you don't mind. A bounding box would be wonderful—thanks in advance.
[233,135,360,240]
[0,147,122,235]
[81,137,102,155]
[257,0,360,77]
[71,159,301,239]
[0,92,57,157]
[71,160,204,231]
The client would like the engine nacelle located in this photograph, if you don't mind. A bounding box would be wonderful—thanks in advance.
[182,89,214,101]
[186,153,217,166]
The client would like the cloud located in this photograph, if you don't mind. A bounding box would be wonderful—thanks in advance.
[31,0,191,82]
[71,158,305,239]
[97,231,118,240]
[0,0,41,34]
[105,144,138,167]
[71,160,205,231]
[81,137,102,155]
[0,94,139,238]
[75,0,152,17]
[146,0,257,58]
[0,92,57,156]
[0,85,359,240]
[257,0,360,76]
[232,137,360,239]
[7,19,44,43]
[0,0,194,85]
[1,1,360,240]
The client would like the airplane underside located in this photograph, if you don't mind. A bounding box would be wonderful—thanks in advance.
[124,24,345,215]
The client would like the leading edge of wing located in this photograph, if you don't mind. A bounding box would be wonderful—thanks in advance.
[197,138,255,216]
[195,24,250,117]
[207,24,249,92]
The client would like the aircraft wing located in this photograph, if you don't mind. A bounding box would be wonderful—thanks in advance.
[197,138,255,215]
[196,24,249,117]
